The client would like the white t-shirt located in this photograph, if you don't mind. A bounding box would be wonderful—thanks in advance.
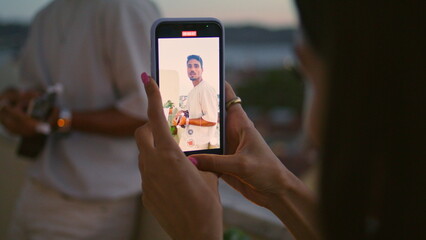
[19,0,160,199]
[179,80,218,151]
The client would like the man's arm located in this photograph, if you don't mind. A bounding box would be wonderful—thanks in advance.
[0,104,145,137]
[183,116,216,127]
[67,107,146,136]
[188,117,216,126]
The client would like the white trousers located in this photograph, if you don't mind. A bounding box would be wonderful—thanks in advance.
[7,179,140,240]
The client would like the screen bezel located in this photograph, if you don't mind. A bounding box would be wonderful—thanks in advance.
[152,18,225,155]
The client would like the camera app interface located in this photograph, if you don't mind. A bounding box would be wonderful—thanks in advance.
[158,36,220,152]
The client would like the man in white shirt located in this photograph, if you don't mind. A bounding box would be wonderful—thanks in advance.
[0,0,160,239]
[174,55,218,151]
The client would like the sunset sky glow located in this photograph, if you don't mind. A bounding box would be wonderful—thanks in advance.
[0,0,298,28]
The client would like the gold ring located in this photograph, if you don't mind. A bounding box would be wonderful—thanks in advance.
[226,97,242,110]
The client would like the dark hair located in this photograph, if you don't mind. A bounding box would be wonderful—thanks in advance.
[187,55,203,68]
[295,1,425,239]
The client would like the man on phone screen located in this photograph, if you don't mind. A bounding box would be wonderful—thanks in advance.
[173,55,218,151]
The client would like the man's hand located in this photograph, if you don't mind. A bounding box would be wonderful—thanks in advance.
[0,88,41,109]
[172,111,187,126]
[176,115,187,126]
[0,88,20,107]
[0,105,38,136]
[0,88,45,136]
[0,89,59,137]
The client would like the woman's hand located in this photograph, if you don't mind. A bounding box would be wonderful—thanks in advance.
[190,83,319,240]
[190,83,291,207]
[134,73,222,240]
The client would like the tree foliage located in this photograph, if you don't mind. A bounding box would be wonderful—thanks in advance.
[235,68,305,114]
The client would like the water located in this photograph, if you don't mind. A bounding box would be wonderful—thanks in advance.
[225,43,294,70]
[0,43,294,80]
[0,49,14,67]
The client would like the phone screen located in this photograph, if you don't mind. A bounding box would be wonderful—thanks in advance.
[152,19,225,155]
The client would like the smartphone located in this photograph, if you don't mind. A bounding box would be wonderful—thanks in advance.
[151,18,225,155]
[17,91,56,159]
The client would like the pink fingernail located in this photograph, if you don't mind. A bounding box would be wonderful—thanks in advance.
[188,156,198,166]
[141,72,149,85]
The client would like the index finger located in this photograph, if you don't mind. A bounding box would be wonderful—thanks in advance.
[225,82,236,102]
[141,72,176,147]
[225,82,252,126]
[225,82,244,114]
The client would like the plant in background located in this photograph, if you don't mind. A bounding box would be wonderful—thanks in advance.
[236,68,304,114]
[163,100,177,135]
[163,100,175,113]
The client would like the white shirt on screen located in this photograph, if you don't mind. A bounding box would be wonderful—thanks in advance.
[179,80,218,151]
